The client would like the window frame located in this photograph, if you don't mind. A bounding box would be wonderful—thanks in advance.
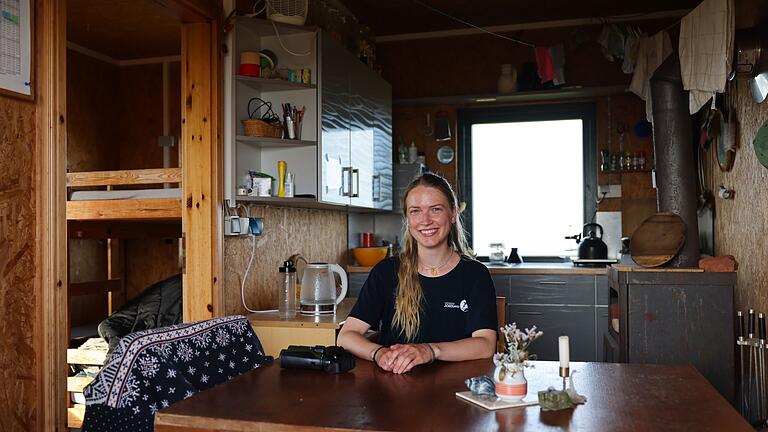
[457,103,597,254]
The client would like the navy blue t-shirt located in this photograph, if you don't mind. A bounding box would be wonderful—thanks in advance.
[349,256,498,346]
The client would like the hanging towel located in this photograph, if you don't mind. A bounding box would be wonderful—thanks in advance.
[549,44,566,85]
[535,47,554,83]
[679,0,734,113]
[629,31,673,122]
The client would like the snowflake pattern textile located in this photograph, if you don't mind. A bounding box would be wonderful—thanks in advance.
[81,315,271,432]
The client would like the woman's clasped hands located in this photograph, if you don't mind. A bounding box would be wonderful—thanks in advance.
[375,343,435,374]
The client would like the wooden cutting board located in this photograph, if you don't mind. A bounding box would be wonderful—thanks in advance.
[630,213,686,267]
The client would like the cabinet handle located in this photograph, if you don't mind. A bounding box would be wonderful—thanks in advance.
[538,281,566,285]
[516,311,543,316]
[373,174,381,202]
[341,167,351,197]
[351,168,360,198]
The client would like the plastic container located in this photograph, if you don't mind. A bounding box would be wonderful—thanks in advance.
[279,260,297,316]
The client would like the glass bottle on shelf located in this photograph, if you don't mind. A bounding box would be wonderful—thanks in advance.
[639,151,646,170]
[631,152,639,171]
[600,149,610,172]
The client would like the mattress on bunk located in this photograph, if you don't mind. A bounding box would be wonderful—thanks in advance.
[69,187,181,201]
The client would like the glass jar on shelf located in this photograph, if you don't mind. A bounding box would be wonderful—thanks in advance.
[489,243,505,263]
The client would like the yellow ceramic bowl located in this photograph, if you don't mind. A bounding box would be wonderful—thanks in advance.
[352,247,388,267]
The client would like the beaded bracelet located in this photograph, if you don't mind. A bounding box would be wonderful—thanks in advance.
[372,345,385,362]
[424,343,436,365]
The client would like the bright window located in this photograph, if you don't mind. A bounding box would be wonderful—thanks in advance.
[470,120,584,257]
[458,104,596,259]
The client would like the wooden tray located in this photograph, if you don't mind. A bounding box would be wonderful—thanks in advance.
[630,213,686,268]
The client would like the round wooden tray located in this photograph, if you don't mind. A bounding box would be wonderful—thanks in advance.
[631,213,686,267]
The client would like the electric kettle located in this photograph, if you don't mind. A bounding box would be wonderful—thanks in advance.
[299,263,348,315]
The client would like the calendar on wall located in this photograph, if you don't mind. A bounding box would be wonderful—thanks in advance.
[0,0,31,98]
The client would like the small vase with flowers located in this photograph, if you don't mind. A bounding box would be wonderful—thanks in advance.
[492,323,543,401]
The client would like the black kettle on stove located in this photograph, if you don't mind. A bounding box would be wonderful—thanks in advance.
[576,223,608,260]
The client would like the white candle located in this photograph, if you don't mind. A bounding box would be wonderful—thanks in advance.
[559,335,570,368]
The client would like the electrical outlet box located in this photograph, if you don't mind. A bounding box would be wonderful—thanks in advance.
[598,184,622,199]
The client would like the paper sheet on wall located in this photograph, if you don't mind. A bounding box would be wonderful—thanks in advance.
[0,0,31,96]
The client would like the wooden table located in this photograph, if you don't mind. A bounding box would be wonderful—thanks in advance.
[154,359,750,431]
[247,299,355,357]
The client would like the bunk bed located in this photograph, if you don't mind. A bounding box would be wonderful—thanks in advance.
[66,167,183,428]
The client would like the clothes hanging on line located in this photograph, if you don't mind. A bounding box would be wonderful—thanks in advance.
[629,31,673,122]
[679,0,734,113]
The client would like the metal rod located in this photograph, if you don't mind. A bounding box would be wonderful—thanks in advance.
[739,311,746,416]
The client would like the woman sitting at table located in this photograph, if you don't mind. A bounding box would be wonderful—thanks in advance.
[338,173,497,374]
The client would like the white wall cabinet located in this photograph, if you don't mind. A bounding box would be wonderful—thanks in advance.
[225,18,392,211]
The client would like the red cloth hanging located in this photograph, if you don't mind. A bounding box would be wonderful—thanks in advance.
[535,47,554,83]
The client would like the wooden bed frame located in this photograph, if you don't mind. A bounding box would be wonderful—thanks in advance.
[66,167,182,221]
[66,167,184,428]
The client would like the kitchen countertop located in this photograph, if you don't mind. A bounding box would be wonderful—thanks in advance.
[348,262,608,275]
[247,298,355,329]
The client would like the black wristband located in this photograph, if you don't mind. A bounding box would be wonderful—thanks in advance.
[372,345,385,362]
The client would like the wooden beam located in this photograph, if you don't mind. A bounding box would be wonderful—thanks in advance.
[36,0,68,430]
[151,0,220,23]
[181,20,222,322]
[66,198,182,220]
[68,220,182,239]
[68,279,122,297]
[66,167,181,187]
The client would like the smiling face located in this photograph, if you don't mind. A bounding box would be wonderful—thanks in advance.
[405,185,456,251]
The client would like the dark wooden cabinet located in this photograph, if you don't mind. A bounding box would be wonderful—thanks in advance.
[606,267,736,403]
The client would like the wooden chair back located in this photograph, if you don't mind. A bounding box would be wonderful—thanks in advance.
[496,296,506,352]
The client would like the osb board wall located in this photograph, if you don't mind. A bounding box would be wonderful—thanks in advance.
[223,206,347,315]
[0,96,37,429]
[708,81,768,314]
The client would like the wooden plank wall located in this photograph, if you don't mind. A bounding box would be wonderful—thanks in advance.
[67,52,183,307]
[0,69,37,432]
[223,206,347,315]
[117,62,183,299]
[66,49,119,325]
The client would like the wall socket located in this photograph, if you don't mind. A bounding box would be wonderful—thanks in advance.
[597,184,622,199]
[224,216,264,236]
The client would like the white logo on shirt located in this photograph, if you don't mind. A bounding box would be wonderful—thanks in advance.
[444,300,469,312]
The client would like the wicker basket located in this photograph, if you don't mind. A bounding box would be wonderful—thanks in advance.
[242,119,282,138]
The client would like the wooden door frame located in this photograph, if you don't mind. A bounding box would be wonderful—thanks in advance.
[37,0,222,429]
[37,0,68,429]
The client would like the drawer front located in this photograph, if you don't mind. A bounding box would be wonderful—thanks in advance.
[507,305,596,362]
[492,275,511,298]
[596,275,609,306]
[509,275,595,305]
[348,273,370,298]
